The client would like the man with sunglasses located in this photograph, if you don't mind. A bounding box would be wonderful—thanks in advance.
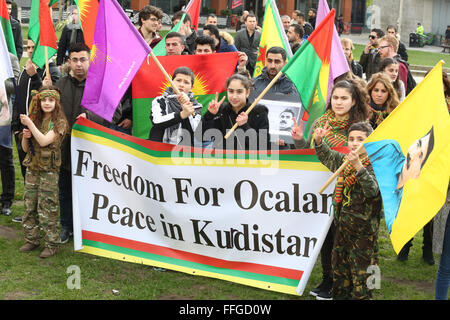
[359,28,384,81]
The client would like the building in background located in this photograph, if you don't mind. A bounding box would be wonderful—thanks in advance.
[10,0,450,43]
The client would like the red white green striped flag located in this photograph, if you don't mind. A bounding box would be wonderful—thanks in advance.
[132,52,239,139]
[39,0,57,49]
[29,0,58,68]
[281,9,335,138]
[0,0,16,55]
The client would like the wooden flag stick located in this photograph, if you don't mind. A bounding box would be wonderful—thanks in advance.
[44,46,50,80]
[224,70,284,140]
[149,51,195,116]
[318,143,365,194]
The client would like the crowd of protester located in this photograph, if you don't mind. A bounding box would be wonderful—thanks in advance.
[1,2,449,300]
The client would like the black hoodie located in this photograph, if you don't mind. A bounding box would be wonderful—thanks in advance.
[200,100,270,150]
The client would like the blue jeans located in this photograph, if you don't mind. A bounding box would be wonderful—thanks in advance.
[59,168,73,232]
[436,211,450,300]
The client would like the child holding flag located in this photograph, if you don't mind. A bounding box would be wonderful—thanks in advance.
[291,79,371,300]
[18,86,68,258]
[314,121,382,300]
[149,67,202,146]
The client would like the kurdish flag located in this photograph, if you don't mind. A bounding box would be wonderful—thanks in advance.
[0,0,16,55]
[281,9,335,138]
[29,0,58,68]
[364,61,450,254]
[132,52,239,139]
[152,13,186,56]
[81,0,151,122]
[74,0,99,49]
[253,0,292,78]
[317,0,349,102]
[71,117,335,296]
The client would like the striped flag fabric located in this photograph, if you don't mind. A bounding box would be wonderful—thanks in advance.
[281,9,335,138]
[0,22,14,148]
[29,0,58,68]
[253,0,292,78]
[0,0,16,55]
[231,0,243,9]
[38,0,57,49]
[132,52,239,139]
[317,0,349,102]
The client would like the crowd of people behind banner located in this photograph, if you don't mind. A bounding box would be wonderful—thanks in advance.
[1,2,450,300]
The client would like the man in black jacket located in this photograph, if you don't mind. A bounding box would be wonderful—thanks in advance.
[56,6,85,67]
[386,25,408,61]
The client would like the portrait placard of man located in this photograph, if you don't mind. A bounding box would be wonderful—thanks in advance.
[278,108,296,131]
[396,127,434,189]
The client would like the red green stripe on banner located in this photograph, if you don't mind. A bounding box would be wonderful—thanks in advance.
[81,230,303,288]
[72,117,331,164]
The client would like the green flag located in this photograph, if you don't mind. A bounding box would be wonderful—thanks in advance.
[29,0,58,68]
[152,13,186,56]
[281,9,335,138]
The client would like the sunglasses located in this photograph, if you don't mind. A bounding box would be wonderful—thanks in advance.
[369,35,377,40]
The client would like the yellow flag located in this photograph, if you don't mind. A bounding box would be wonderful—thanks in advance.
[364,61,450,253]
[253,0,292,77]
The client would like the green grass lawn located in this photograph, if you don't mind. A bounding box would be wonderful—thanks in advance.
[353,44,450,69]
[0,139,443,300]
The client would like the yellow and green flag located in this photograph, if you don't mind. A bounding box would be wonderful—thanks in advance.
[364,61,450,254]
[281,9,335,138]
[253,0,292,77]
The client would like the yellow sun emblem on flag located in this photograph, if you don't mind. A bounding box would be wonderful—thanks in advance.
[159,72,209,97]
[90,44,112,64]
[76,0,93,21]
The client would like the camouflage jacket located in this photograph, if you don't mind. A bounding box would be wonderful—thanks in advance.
[315,142,383,236]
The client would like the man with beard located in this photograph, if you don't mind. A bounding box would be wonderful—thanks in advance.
[249,46,299,101]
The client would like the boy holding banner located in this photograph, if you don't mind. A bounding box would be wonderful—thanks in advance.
[314,122,382,300]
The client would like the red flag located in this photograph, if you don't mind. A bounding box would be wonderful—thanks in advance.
[38,0,57,49]
[184,0,201,31]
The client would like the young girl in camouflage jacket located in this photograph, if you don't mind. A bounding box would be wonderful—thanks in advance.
[18,86,68,258]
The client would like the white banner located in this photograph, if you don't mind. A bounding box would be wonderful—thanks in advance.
[71,119,335,295]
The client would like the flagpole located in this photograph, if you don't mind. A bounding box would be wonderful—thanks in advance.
[44,46,50,81]
[149,51,195,116]
[317,143,365,194]
[224,70,284,140]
